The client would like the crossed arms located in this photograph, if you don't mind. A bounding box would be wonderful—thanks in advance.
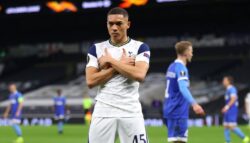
[86,48,149,89]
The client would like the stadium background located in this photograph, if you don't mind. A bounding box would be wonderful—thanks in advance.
[1,0,250,142]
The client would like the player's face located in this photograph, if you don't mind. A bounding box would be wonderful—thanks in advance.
[8,84,16,93]
[107,14,130,43]
[185,46,193,62]
[222,77,230,87]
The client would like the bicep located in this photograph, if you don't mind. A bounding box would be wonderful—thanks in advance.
[178,79,188,88]
[135,61,149,74]
[230,95,237,101]
[230,89,237,97]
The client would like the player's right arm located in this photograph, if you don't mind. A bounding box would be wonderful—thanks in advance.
[85,45,116,88]
[86,67,116,88]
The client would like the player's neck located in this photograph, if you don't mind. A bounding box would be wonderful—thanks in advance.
[110,36,130,47]
[177,57,187,66]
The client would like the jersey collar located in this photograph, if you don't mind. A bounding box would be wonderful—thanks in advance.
[109,37,131,47]
[175,59,185,66]
[11,91,18,95]
[227,85,233,90]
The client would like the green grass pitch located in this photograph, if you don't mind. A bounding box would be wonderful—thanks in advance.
[1,125,250,143]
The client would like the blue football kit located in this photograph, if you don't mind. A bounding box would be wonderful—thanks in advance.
[163,59,196,142]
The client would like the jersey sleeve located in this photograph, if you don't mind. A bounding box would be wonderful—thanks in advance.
[86,44,99,68]
[178,80,196,104]
[176,64,195,104]
[229,87,237,97]
[176,64,189,81]
[135,43,150,64]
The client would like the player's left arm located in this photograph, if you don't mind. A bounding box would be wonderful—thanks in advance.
[178,80,205,115]
[109,60,149,82]
[16,95,24,117]
[178,80,196,104]
[101,44,150,82]
[176,65,205,115]
[227,96,237,107]
[222,88,237,113]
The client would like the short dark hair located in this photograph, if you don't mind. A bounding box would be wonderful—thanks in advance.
[107,7,129,19]
[175,41,192,55]
[224,75,234,84]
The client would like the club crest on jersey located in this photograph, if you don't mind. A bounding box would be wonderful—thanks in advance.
[128,51,136,57]
[180,71,186,76]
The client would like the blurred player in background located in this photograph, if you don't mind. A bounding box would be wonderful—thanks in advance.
[163,41,205,143]
[245,92,250,127]
[82,95,94,125]
[53,89,69,134]
[222,76,249,143]
[86,7,150,143]
[3,84,24,143]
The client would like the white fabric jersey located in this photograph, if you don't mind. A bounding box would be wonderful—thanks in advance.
[86,38,150,117]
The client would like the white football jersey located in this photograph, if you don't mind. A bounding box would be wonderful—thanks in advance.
[86,38,150,117]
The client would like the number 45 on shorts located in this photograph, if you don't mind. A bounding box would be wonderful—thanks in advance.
[133,134,148,143]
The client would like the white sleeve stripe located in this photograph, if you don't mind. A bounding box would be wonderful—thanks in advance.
[135,51,150,63]
[178,77,188,81]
